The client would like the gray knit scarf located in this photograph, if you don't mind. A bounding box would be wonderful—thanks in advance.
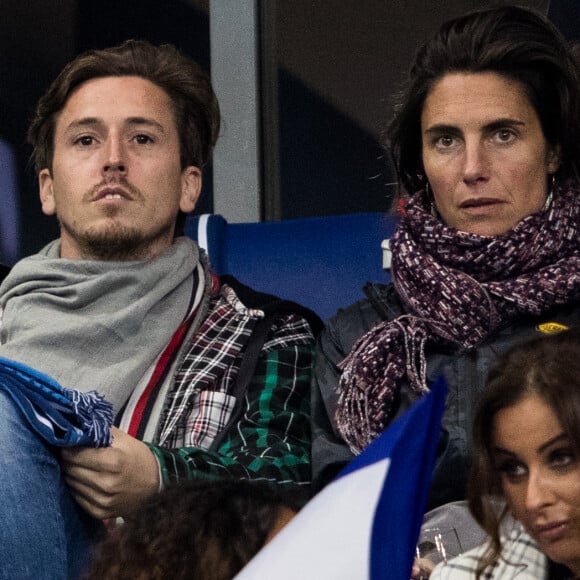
[337,185,580,454]
[0,237,210,414]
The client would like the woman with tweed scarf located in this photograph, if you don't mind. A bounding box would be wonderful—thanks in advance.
[312,4,580,519]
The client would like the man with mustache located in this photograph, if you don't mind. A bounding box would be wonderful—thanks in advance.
[0,40,320,579]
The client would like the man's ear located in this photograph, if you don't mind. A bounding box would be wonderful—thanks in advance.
[179,166,202,213]
[39,169,56,216]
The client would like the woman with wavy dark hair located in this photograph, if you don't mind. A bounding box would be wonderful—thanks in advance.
[312,4,580,514]
[429,328,580,579]
[86,480,299,580]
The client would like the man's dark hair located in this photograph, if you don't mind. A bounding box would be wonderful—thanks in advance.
[27,40,220,235]
[387,6,580,195]
[28,39,220,174]
[86,479,304,580]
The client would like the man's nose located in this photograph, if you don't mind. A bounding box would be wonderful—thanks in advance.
[103,137,127,174]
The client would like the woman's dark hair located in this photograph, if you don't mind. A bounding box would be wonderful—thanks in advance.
[387,6,580,195]
[86,479,304,580]
[466,327,580,578]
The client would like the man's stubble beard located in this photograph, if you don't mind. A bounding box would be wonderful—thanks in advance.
[59,207,175,261]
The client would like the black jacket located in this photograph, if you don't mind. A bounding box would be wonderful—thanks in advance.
[312,282,580,509]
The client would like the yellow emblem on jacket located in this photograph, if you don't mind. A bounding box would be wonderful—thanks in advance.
[537,322,570,335]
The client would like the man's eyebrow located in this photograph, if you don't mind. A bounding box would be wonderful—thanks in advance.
[124,117,166,133]
[62,117,166,133]
[63,117,103,133]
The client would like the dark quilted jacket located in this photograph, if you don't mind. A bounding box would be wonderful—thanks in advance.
[312,282,580,510]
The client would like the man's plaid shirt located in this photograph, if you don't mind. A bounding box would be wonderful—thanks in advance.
[119,280,317,489]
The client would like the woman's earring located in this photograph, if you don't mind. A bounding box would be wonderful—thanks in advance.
[425,182,437,217]
[543,174,555,210]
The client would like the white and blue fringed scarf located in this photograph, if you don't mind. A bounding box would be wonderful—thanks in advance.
[0,237,210,447]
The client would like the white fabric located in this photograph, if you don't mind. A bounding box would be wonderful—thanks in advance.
[237,459,389,579]
[430,526,547,580]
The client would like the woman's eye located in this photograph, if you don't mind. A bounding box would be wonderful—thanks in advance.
[550,448,576,469]
[497,460,527,480]
[494,129,516,144]
[435,135,455,148]
[134,134,153,145]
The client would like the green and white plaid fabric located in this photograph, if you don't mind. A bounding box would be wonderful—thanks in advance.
[136,283,315,488]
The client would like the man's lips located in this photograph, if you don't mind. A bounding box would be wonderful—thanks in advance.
[92,187,133,202]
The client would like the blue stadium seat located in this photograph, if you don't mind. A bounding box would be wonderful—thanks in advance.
[185,212,398,322]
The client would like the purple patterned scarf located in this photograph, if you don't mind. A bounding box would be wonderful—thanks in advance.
[336,185,580,454]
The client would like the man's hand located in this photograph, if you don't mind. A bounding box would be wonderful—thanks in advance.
[60,427,160,519]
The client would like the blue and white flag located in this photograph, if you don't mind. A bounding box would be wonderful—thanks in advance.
[236,376,447,580]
